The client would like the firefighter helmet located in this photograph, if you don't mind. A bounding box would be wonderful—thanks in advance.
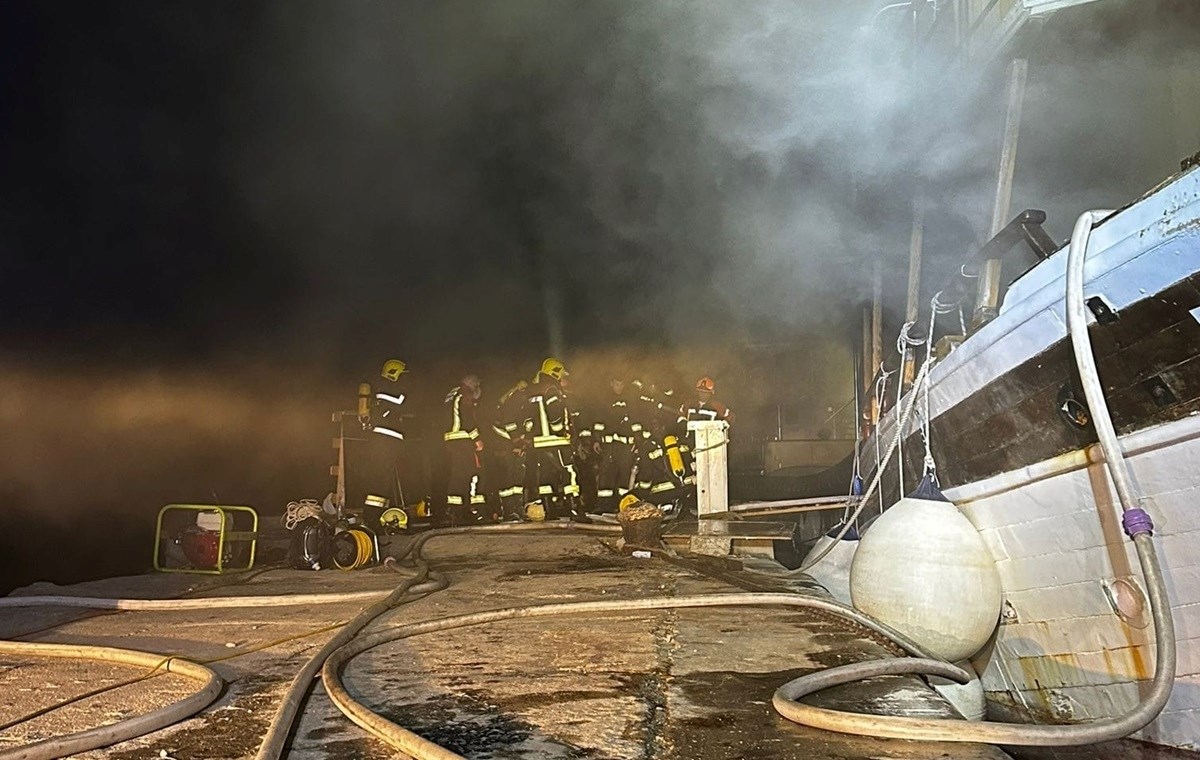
[525,502,546,522]
[540,357,567,381]
[381,359,407,382]
[696,377,715,393]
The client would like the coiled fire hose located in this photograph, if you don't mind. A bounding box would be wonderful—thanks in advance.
[333,527,375,570]
[0,643,221,760]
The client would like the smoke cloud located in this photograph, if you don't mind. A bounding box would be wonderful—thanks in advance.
[1,1,1198,590]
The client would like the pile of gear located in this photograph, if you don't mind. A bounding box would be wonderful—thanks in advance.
[283,498,406,571]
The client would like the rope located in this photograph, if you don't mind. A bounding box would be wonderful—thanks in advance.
[797,358,931,574]
[871,365,895,520]
[691,436,729,454]
[920,297,939,483]
[282,500,323,531]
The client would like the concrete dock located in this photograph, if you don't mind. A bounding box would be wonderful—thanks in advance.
[0,532,1184,759]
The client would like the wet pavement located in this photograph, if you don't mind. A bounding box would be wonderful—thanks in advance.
[0,532,1193,759]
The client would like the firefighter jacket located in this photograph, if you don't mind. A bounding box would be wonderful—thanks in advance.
[628,379,670,439]
[492,380,528,442]
[594,390,634,445]
[524,374,571,449]
[679,398,735,426]
[443,385,480,443]
[362,381,407,441]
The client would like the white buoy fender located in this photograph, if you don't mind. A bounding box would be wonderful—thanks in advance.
[803,534,858,605]
[850,492,1002,662]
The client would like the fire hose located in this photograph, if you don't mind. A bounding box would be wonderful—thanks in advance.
[319,592,950,760]
[0,570,447,759]
[0,524,622,759]
[252,522,622,760]
[0,642,221,760]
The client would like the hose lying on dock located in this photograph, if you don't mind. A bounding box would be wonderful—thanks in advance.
[320,592,952,760]
[0,641,221,760]
[0,559,448,759]
[252,521,622,760]
[0,590,394,611]
[0,522,620,759]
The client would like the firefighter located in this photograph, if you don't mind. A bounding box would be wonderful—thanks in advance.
[440,374,486,525]
[627,379,682,505]
[680,377,736,426]
[490,378,529,520]
[571,399,599,515]
[346,358,410,522]
[521,357,581,520]
[592,378,636,513]
[676,376,732,513]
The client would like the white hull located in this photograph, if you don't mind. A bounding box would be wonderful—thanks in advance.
[945,414,1200,749]
[861,166,1200,749]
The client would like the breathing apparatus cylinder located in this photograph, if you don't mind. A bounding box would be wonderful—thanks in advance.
[663,435,685,478]
[357,383,372,427]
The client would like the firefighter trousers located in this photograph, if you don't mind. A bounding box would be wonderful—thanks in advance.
[595,441,634,513]
[524,446,579,519]
[442,439,485,525]
[491,443,526,519]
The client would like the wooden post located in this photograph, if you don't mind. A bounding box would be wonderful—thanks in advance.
[862,304,873,397]
[973,58,1028,328]
[870,260,883,424]
[903,196,925,389]
[690,420,731,557]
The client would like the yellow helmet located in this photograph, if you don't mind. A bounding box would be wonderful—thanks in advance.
[381,359,407,382]
[540,357,567,381]
[618,494,641,513]
[525,502,546,522]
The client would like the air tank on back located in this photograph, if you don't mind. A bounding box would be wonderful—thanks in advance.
[849,476,1002,663]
